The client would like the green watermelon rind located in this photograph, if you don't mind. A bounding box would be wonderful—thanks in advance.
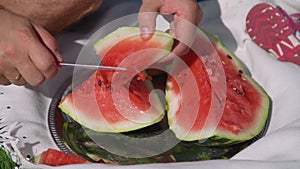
[59,86,167,133]
[59,95,77,122]
[59,27,174,133]
[62,120,252,164]
[211,76,270,145]
[166,27,271,145]
[94,27,174,57]
[199,27,250,75]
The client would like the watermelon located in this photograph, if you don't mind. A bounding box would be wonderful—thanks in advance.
[34,148,88,166]
[62,119,251,164]
[166,29,270,145]
[58,27,174,132]
[57,26,271,164]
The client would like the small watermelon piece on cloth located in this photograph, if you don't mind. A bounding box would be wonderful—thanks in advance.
[166,29,271,146]
[59,27,174,133]
[34,148,88,166]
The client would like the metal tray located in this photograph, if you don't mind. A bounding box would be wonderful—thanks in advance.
[48,77,76,156]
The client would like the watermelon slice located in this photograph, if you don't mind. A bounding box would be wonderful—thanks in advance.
[166,29,271,145]
[34,148,88,166]
[59,27,174,132]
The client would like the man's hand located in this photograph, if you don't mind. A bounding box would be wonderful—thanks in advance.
[138,0,203,59]
[0,9,63,86]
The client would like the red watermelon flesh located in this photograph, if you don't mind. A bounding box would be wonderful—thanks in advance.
[166,31,270,144]
[59,27,174,132]
[35,149,88,166]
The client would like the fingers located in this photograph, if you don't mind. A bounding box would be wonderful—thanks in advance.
[138,0,163,39]
[30,22,61,79]
[171,16,197,57]
[160,0,203,24]
[0,59,45,86]
[1,69,26,86]
[26,36,59,80]
[0,26,60,86]
[139,0,203,61]
[168,0,203,60]
[17,59,46,86]
[31,23,64,62]
[0,75,11,86]
[168,0,203,56]
[0,9,62,86]
[16,22,62,81]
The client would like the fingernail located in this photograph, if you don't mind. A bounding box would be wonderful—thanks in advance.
[55,50,64,62]
[141,27,153,39]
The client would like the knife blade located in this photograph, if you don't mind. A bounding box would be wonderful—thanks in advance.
[58,62,127,71]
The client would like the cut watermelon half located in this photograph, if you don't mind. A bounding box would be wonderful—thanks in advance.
[166,29,271,145]
[59,27,174,133]
[54,26,271,164]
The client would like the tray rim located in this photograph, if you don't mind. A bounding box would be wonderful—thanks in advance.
[47,77,77,156]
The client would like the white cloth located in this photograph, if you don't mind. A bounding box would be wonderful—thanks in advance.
[1,0,300,168]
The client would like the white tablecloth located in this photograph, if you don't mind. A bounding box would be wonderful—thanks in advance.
[1,0,300,168]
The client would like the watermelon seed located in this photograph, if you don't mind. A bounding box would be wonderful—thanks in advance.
[227,55,232,59]
[98,80,102,86]
[237,71,247,81]
[232,87,245,96]
[241,76,247,81]
[98,79,111,89]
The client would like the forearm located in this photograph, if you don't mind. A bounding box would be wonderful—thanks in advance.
[0,0,103,34]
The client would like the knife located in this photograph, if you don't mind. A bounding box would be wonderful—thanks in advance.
[58,62,127,71]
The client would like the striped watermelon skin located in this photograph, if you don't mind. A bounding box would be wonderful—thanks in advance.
[62,120,251,164]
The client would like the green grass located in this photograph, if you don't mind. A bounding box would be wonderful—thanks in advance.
[0,146,17,169]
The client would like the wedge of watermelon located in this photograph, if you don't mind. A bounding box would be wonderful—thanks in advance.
[59,27,174,132]
[34,148,88,166]
[166,29,271,145]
